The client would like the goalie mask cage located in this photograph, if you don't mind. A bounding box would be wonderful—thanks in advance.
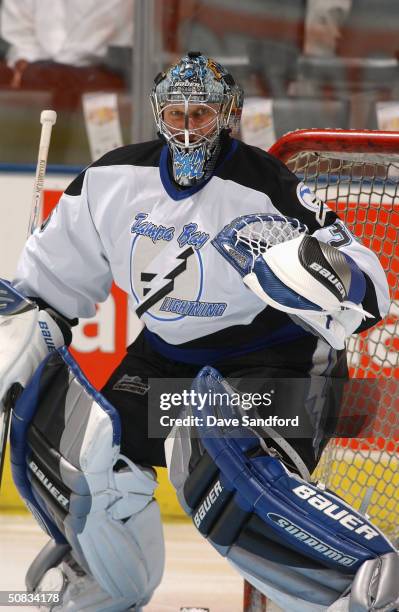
[244,129,399,612]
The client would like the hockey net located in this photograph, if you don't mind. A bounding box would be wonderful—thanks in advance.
[270,129,399,541]
[244,129,399,612]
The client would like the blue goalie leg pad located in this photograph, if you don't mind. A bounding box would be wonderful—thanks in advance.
[10,347,122,545]
[191,366,395,574]
[11,348,164,610]
[10,353,66,543]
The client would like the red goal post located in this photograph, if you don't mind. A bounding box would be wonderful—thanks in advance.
[243,129,399,611]
[269,128,399,163]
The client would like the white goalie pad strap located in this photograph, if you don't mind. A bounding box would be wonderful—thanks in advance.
[74,491,164,608]
[259,431,311,481]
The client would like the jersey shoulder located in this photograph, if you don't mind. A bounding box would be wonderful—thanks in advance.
[218,138,338,231]
[234,138,287,171]
[92,139,163,169]
[218,138,297,197]
[65,139,163,196]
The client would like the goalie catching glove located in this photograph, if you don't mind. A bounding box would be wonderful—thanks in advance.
[212,214,372,349]
[0,280,67,415]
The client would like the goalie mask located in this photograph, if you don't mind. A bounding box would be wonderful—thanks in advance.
[151,52,243,187]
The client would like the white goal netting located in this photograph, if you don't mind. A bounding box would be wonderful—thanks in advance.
[275,131,399,541]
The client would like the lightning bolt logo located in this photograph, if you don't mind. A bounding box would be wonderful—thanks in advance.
[136,247,194,317]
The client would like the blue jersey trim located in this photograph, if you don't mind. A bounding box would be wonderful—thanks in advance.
[144,323,309,365]
[159,139,238,201]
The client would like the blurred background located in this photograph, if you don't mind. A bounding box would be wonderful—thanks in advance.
[1,0,399,517]
[0,0,399,166]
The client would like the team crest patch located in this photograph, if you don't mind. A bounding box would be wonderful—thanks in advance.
[296,182,326,226]
[112,375,150,395]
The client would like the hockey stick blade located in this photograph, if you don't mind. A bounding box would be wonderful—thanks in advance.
[0,401,11,489]
[0,384,22,488]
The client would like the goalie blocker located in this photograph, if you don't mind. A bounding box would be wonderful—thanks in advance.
[0,280,67,486]
[166,367,399,611]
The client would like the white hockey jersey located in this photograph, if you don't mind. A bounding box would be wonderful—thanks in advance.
[14,138,389,362]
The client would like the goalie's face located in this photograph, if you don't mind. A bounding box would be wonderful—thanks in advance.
[150,53,242,186]
[161,102,219,147]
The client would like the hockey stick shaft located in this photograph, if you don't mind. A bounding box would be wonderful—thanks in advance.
[27,109,57,236]
[0,110,57,488]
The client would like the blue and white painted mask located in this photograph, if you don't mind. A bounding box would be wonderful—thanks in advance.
[151,52,243,187]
